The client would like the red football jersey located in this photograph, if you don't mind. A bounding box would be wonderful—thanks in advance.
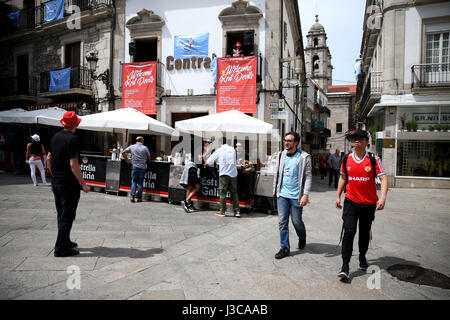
[340,152,386,204]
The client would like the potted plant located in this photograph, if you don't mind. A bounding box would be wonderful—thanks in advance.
[435,124,442,132]
[428,125,434,132]
[442,124,449,132]
[406,121,412,132]
[410,120,418,132]
[421,126,427,132]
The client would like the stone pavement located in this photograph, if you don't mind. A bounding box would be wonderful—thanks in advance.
[0,171,449,300]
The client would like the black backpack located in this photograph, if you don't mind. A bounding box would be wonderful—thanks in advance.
[342,152,377,179]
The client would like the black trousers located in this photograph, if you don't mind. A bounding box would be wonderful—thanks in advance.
[52,184,80,253]
[328,168,339,188]
[341,198,376,264]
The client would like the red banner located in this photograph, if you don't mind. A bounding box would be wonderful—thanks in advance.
[122,62,156,114]
[216,56,257,113]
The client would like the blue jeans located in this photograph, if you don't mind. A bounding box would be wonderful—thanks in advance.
[277,196,306,252]
[131,166,146,199]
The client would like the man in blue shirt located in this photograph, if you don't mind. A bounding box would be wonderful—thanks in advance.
[122,136,151,203]
[205,137,240,217]
[273,132,312,259]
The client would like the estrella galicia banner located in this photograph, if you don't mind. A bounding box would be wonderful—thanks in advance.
[216,56,257,113]
[49,67,71,92]
[44,0,64,22]
[79,155,107,187]
[174,33,209,59]
[122,62,156,115]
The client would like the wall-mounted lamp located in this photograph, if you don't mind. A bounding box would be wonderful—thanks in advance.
[85,52,109,88]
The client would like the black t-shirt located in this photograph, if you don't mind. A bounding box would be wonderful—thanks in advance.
[30,141,42,156]
[49,130,80,186]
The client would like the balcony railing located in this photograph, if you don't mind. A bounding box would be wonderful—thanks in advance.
[0,76,37,97]
[360,71,382,111]
[15,7,36,31]
[411,63,450,88]
[35,0,112,26]
[39,66,92,93]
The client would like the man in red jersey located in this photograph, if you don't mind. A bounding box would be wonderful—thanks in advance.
[335,129,388,280]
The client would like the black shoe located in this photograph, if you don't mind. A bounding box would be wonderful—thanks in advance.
[188,202,198,211]
[359,256,368,271]
[68,241,78,248]
[54,248,79,257]
[338,263,350,280]
[298,239,306,249]
[181,200,190,213]
[275,248,289,259]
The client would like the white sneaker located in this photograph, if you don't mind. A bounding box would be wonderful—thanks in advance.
[33,183,38,186]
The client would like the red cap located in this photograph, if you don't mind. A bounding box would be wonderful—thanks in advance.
[235,42,242,47]
[60,111,81,127]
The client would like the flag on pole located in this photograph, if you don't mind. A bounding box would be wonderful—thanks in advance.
[8,11,20,27]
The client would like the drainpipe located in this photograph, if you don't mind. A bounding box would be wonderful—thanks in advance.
[108,0,116,111]
[279,0,283,149]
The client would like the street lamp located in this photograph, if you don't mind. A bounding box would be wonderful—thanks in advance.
[85,52,109,88]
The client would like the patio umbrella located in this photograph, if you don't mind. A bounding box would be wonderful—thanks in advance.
[0,108,27,123]
[38,107,174,136]
[174,110,273,134]
[0,107,66,124]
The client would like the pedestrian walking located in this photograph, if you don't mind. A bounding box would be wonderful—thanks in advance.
[205,137,240,217]
[328,149,341,188]
[180,154,201,213]
[47,111,90,257]
[121,136,151,203]
[318,154,326,179]
[25,134,48,186]
[273,132,312,259]
[335,129,388,280]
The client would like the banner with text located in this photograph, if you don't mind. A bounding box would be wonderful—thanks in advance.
[122,62,156,115]
[216,56,257,113]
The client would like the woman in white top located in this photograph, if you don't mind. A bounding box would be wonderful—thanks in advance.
[25,134,48,186]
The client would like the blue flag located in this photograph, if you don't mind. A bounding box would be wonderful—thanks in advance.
[210,57,217,82]
[174,33,209,58]
[8,11,20,27]
[45,0,64,22]
[49,67,71,92]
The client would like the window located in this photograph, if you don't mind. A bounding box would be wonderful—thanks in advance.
[313,55,320,71]
[226,31,255,57]
[314,38,318,47]
[336,123,342,133]
[132,39,158,62]
[426,31,449,70]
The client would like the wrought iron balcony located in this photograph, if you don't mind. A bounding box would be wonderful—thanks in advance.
[0,76,37,97]
[411,63,450,88]
[39,66,92,93]
[360,71,382,116]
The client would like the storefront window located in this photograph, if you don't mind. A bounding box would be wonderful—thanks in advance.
[397,140,450,177]
[398,106,450,129]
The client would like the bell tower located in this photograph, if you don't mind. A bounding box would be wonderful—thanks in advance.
[305,15,333,91]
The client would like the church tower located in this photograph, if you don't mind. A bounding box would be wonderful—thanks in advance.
[305,15,333,92]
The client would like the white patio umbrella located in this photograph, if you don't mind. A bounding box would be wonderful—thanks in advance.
[0,107,66,124]
[39,107,174,136]
[0,108,27,123]
[174,110,273,134]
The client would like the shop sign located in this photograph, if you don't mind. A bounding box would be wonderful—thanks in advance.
[270,110,288,120]
[122,62,156,114]
[166,56,212,70]
[79,156,107,185]
[216,56,257,113]
[412,112,450,124]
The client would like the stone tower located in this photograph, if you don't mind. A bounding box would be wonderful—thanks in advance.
[305,15,333,92]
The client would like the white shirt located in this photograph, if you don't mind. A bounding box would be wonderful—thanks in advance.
[207,144,238,178]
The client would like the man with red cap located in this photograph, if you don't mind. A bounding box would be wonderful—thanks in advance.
[232,41,243,57]
[47,111,90,257]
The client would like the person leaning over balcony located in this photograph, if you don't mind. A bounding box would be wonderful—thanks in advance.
[273,132,312,259]
[121,136,151,203]
[47,111,90,257]
[335,129,388,281]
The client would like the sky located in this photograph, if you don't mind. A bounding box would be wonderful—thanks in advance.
[298,0,366,85]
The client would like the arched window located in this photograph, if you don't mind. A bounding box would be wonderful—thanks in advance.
[314,38,318,47]
[313,55,320,71]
